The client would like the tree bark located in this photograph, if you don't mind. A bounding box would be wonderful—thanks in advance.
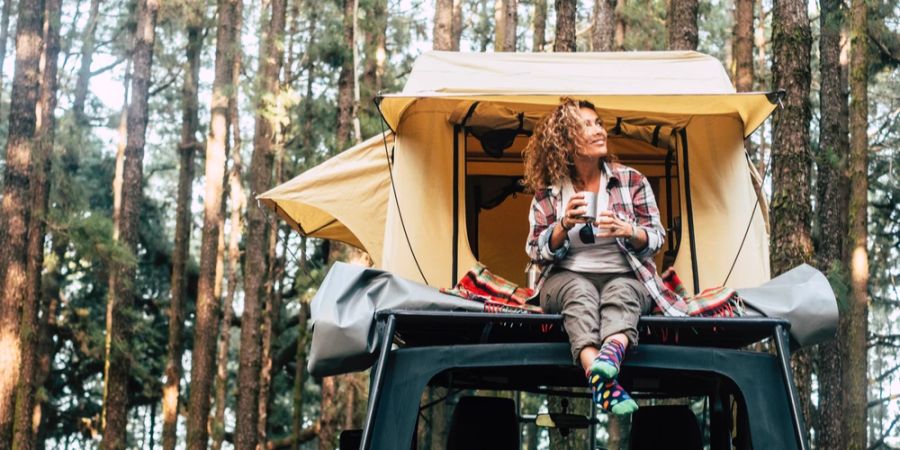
[433,0,453,50]
[667,0,698,50]
[614,0,626,50]
[234,0,285,447]
[0,0,44,444]
[451,0,463,50]
[318,377,340,450]
[553,0,576,52]
[162,4,203,450]
[101,1,159,449]
[532,0,547,51]
[733,0,753,91]
[212,4,244,450]
[72,0,101,124]
[814,0,849,447]
[494,0,517,51]
[362,0,386,124]
[257,161,285,446]
[844,0,867,446]
[770,0,813,438]
[335,0,355,151]
[184,1,238,450]
[0,0,13,95]
[12,0,58,447]
[290,301,310,450]
[591,0,615,51]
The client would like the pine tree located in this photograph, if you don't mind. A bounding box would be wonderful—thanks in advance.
[553,0,576,51]
[732,0,753,91]
[101,1,160,448]
[12,0,59,447]
[235,0,286,447]
[162,4,203,450]
[0,0,45,444]
[667,0,698,50]
[770,0,813,437]
[434,0,453,50]
[814,0,850,448]
[844,0,869,446]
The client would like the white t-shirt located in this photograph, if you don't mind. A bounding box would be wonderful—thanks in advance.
[557,174,631,274]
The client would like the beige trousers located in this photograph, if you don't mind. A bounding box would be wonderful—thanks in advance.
[539,269,654,363]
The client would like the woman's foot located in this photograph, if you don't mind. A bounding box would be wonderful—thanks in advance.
[587,376,639,415]
[590,338,627,380]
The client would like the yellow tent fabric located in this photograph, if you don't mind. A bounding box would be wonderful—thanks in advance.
[262,51,776,294]
[378,51,777,137]
[258,133,393,265]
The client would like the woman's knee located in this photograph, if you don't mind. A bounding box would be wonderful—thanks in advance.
[600,277,645,306]
[540,271,599,312]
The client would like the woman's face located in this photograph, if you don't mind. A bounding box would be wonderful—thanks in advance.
[574,107,608,159]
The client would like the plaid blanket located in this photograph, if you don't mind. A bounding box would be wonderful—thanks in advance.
[443,263,742,317]
[441,263,542,314]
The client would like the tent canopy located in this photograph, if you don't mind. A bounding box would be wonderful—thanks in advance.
[378,51,778,137]
[262,51,776,294]
[259,133,393,265]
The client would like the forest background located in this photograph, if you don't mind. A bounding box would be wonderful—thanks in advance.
[0,0,897,448]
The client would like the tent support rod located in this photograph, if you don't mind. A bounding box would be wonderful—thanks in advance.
[665,147,675,251]
[680,128,700,294]
[452,124,460,286]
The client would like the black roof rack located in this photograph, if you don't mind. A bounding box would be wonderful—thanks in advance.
[377,309,791,350]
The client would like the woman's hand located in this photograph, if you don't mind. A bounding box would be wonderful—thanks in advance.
[560,193,589,230]
[595,211,646,248]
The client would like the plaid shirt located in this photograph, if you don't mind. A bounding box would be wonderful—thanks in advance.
[526,162,692,317]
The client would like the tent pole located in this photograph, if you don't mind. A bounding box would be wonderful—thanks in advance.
[680,128,700,294]
[452,124,460,286]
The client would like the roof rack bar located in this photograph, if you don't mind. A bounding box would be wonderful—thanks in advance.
[773,324,809,450]
[361,314,397,450]
[377,309,791,330]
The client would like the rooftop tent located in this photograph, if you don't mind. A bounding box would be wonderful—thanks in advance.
[261,51,777,295]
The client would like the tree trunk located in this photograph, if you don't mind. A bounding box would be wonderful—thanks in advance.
[0,0,13,95]
[162,6,202,450]
[770,0,813,439]
[614,0,626,50]
[101,1,159,449]
[494,0,516,51]
[12,0,58,447]
[733,0,753,91]
[212,4,244,450]
[451,0,463,50]
[258,161,285,446]
[814,0,849,448]
[553,0,576,52]
[234,0,285,447]
[667,0,698,50]
[185,1,237,450]
[591,0,615,51]
[291,301,310,450]
[0,0,44,444]
[844,0,867,446]
[433,0,453,50]
[318,377,340,450]
[335,0,355,151]
[362,0,386,123]
[72,0,101,124]
[532,0,546,51]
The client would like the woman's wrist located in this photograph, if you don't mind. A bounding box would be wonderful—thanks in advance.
[560,217,573,231]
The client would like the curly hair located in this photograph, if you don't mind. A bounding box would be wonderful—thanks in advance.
[522,97,607,192]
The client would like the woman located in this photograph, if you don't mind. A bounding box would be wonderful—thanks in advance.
[523,98,677,415]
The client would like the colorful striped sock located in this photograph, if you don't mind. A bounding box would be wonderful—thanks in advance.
[590,339,627,381]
